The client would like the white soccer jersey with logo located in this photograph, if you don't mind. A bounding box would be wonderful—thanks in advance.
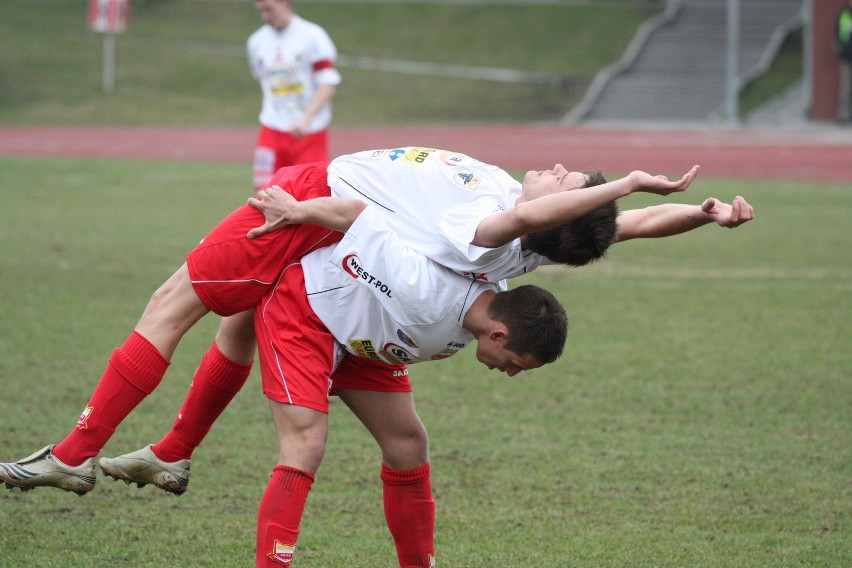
[301,206,503,366]
[327,148,549,282]
[247,15,341,133]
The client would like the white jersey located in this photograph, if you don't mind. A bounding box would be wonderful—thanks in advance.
[327,148,549,282]
[301,206,503,365]
[247,15,341,133]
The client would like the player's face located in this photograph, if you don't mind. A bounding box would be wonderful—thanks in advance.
[255,0,291,29]
[521,165,588,202]
[475,340,543,378]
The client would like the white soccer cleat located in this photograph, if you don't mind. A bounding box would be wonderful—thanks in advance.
[0,445,96,496]
[99,445,190,495]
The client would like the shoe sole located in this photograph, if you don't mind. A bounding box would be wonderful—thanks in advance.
[1,474,94,496]
[99,462,188,496]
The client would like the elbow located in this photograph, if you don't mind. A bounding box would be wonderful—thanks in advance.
[347,200,368,222]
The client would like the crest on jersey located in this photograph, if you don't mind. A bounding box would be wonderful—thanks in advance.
[453,170,482,189]
[396,328,418,348]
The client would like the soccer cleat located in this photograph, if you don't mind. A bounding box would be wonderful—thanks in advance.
[99,445,190,495]
[0,445,96,496]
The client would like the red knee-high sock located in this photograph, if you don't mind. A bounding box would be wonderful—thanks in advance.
[382,463,436,568]
[52,332,169,466]
[256,465,315,567]
[151,341,252,462]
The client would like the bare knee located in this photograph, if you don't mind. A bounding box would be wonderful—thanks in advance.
[270,402,328,474]
[214,311,256,365]
[135,264,209,358]
[382,422,429,471]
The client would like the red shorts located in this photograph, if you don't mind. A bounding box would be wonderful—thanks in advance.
[255,262,410,413]
[186,162,339,316]
[253,126,330,190]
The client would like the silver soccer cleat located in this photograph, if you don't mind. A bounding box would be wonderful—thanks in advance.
[99,445,190,495]
[0,445,96,496]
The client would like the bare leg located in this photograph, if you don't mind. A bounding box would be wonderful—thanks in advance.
[134,263,212,359]
[147,309,257,464]
[213,309,257,365]
[0,263,213,493]
[256,401,328,567]
[337,390,435,568]
[337,389,428,469]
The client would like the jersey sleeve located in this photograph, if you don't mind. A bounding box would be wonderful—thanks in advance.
[310,27,342,86]
[437,201,506,261]
[246,33,260,80]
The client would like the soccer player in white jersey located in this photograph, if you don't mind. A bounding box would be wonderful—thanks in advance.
[248,0,340,190]
[250,203,569,566]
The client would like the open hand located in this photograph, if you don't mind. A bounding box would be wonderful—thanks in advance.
[700,195,755,228]
[246,185,300,239]
[631,165,700,196]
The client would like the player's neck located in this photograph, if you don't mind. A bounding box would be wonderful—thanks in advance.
[462,290,496,335]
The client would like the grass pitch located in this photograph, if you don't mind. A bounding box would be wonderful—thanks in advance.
[0,0,655,126]
[0,156,849,566]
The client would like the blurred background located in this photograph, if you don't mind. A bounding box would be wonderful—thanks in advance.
[2,0,849,128]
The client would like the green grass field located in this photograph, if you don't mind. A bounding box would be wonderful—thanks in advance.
[0,156,849,566]
[0,0,659,126]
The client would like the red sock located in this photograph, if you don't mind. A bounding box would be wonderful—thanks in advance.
[256,465,315,567]
[52,332,169,466]
[382,463,436,568]
[151,341,252,462]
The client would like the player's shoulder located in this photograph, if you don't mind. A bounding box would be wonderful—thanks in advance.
[291,15,335,39]
[247,24,272,46]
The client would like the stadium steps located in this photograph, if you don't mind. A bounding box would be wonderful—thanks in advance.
[563,0,805,126]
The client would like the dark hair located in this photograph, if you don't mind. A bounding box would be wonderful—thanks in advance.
[488,284,568,364]
[525,170,619,267]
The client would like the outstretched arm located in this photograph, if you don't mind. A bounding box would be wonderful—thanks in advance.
[473,166,700,248]
[246,186,366,239]
[613,195,754,243]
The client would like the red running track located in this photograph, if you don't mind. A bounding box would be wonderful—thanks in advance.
[1,124,850,183]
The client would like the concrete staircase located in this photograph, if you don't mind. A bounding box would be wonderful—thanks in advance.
[564,0,805,125]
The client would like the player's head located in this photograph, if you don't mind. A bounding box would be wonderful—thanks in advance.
[255,0,292,29]
[525,170,619,267]
[477,284,568,375]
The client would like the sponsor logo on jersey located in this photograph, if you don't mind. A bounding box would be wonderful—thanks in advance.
[431,348,460,360]
[342,254,392,298]
[396,328,418,348]
[462,272,490,282]
[438,151,467,167]
[76,405,94,430]
[387,148,407,161]
[453,170,482,189]
[383,343,416,364]
[270,82,305,96]
[350,339,382,361]
[401,147,436,164]
[267,541,296,566]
